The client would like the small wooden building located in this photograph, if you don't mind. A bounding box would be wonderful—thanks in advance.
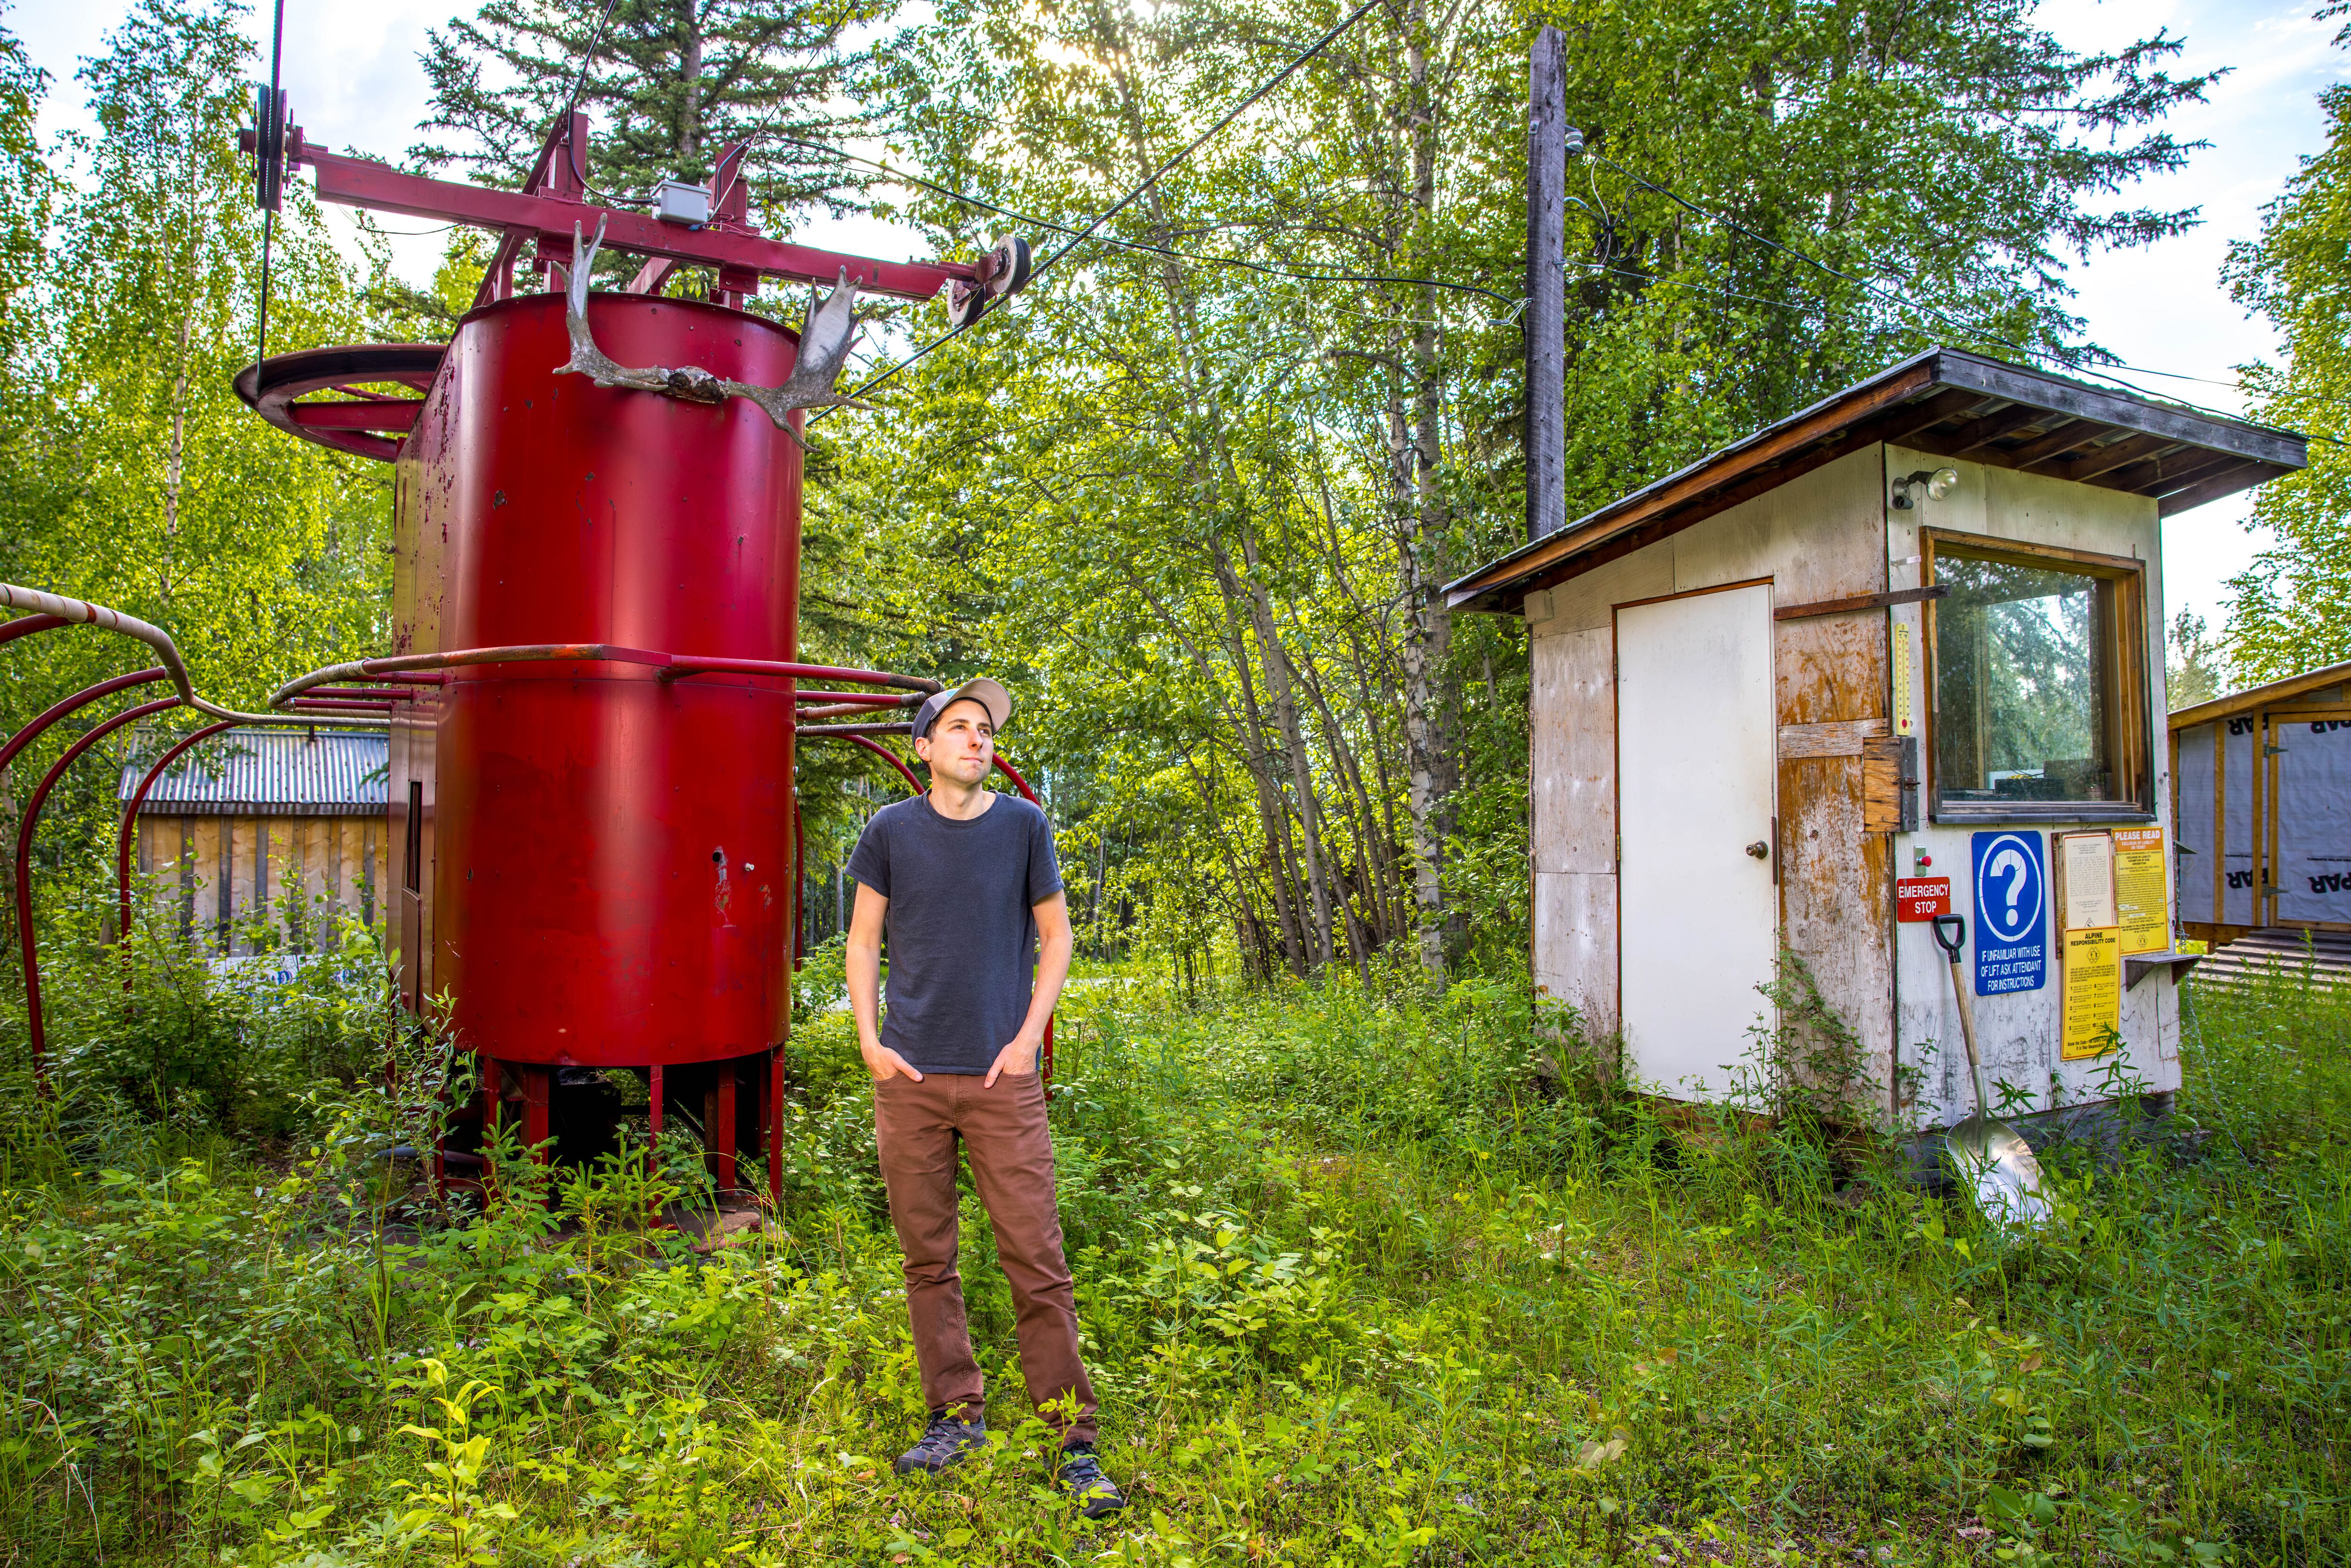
[1448,348,2305,1130]
[118,728,390,953]
[2171,662,2351,942]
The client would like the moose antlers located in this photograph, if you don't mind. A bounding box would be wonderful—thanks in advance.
[556,218,875,443]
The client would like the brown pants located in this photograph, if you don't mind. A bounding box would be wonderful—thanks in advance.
[871,1070,1098,1446]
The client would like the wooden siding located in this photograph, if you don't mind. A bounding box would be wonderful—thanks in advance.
[137,813,387,953]
[1526,444,1894,1099]
[1884,442,2181,1125]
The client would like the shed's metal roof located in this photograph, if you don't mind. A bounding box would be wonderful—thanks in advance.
[1448,346,2309,614]
[118,728,388,817]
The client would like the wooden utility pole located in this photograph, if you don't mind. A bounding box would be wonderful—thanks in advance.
[1525,25,1567,543]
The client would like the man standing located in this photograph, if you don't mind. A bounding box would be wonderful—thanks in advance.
[844,677,1126,1518]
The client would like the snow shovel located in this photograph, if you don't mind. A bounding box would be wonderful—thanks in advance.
[1930,914,2052,1227]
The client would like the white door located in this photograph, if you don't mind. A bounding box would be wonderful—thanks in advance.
[1616,582,1778,1100]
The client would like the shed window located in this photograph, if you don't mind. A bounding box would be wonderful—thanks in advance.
[1927,535,2149,819]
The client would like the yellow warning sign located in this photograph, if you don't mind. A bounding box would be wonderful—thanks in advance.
[2061,926,2122,1060]
[2113,827,2170,955]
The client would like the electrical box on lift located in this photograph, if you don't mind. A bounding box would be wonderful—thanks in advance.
[655,180,711,225]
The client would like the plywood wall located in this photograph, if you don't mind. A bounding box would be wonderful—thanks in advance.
[136,814,389,953]
[1882,444,2177,1125]
[1525,444,1893,1103]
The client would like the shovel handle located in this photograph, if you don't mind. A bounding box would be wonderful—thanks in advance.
[1932,913,1965,964]
[1930,912,1992,1115]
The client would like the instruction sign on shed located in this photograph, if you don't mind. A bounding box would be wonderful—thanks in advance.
[1972,830,2047,996]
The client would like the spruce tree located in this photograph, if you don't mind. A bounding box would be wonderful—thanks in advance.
[413,0,893,234]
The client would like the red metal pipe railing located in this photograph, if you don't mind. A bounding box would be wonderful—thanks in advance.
[0,584,378,729]
[0,669,172,775]
[0,588,194,703]
[1,586,409,731]
[992,755,1041,806]
[7,602,1003,1103]
[272,646,942,707]
[0,614,68,647]
[658,656,939,692]
[797,721,917,738]
[116,720,240,943]
[792,802,805,971]
[814,732,925,795]
[18,697,182,1087]
[794,691,915,707]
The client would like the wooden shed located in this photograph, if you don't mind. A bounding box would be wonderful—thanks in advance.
[2170,662,2351,944]
[1448,347,2306,1130]
[118,727,390,953]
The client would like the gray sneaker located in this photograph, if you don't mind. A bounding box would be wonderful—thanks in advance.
[1053,1442,1127,1518]
[894,1410,987,1475]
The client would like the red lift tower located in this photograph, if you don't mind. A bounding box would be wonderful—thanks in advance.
[235,112,1029,1199]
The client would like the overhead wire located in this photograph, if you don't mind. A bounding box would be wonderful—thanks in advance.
[1584,147,2279,429]
[558,0,639,206]
[1026,0,1382,288]
[816,0,1388,417]
[253,0,287,374]
[506,4,2310,449]
[763,134,1517,307]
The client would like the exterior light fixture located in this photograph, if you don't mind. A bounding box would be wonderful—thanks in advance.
[1891,467,1960,509]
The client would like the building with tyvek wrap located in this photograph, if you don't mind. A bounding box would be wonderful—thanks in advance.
[2171,663,2351,940]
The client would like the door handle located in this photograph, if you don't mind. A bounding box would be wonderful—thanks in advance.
[1745,841,1770,859]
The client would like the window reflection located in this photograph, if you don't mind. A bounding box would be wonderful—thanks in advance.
[1933,552,2115,805]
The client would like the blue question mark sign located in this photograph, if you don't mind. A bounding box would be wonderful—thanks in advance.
[1970,830,2047,995]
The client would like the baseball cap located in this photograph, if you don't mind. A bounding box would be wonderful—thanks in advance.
[911,677,1011,741]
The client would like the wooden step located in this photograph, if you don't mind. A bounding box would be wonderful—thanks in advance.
[2193,927,2351,991]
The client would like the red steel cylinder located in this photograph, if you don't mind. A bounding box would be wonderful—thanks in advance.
[394,290,802,1066]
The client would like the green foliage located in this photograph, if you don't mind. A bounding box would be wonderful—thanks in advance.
[2221,7,2351,683]
[0,0,406,986]
[805,0,2225,981]
[3,959,2348,1563]
[10,905,418,1143]
[415,0,892,231]
[1536,0,2214,511]
[2167,608,2225,711]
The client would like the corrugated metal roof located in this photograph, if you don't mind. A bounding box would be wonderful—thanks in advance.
[118,728,388,817]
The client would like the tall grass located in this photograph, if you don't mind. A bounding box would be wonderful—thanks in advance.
[0,946,2344,1565]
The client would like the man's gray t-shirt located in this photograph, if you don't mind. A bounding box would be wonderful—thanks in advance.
[846,792,1063,1075]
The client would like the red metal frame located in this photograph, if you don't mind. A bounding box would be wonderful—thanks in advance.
[271,646,939,706]
[831,732,926,795]
[235,111,989,464]
[301,145,971,302]
[230,344,444,461]
[115,720,239,946]
[0,614,68,647]
[0,669,171,775]
[18,697,183,1086]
